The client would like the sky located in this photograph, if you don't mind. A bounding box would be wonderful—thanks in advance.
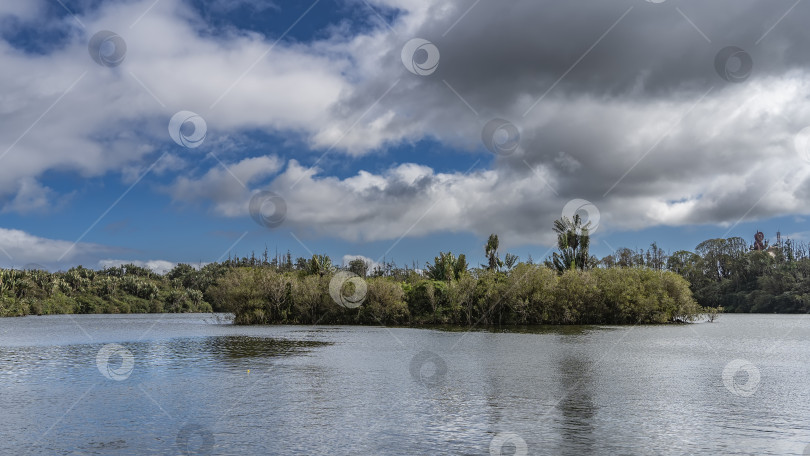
[1,0,809,273]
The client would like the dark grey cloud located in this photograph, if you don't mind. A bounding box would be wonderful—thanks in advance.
[312,0,810,239]
[4,0,810,252]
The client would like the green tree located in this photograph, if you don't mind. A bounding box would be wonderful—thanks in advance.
[425,252,468,282]
[484,234,503,271]
[307,255,333,276]
[347,258,369,277]
[549,215,591,272]
[503,253,519,270]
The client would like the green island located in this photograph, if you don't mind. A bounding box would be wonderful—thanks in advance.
[1,217,806,324]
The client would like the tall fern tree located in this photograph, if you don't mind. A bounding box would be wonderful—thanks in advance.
[549,215,591,272]
[484,234,504,271]
[425,252,468,282]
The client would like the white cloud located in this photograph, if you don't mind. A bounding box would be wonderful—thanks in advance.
[1,177,73,214]
[341,254,382,273]
[0,0,348,200]
[0,227,118,268]
[3,0,810,256]
[97,259,179,274]
[166,154,283,215]
[0,1,44,21]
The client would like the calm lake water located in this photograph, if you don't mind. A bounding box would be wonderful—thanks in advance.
[1,314,809,455]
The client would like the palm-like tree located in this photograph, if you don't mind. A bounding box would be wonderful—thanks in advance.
[425,252,468,281]
[485,234,503,271]
[550,215,591,272]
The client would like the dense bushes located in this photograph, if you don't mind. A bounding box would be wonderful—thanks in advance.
[0,265,214,317]
[209,263,702,325]
[0,250,704,325]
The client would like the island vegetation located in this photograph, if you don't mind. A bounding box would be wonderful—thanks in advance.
[0,217,806,324]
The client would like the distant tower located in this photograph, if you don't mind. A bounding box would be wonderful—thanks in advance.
[753,231,766,251]
[777,230,782,247]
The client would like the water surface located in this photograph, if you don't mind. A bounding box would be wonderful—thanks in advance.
[1,313,808,455]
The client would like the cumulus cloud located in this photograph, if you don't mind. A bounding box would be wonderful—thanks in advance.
[97,259,182,274]
[3,0,810,256]
[203,159,560,246]
[0,1,45,21]
[0,0,347,200]
[1,177,74,214]
[166,154,283,215]
[342,254,382,273]
[0,227,119,269]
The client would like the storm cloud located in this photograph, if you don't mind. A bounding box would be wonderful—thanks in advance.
[2,0,810,263]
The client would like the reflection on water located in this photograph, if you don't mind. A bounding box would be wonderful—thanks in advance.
[0,314,809,455]
[194,336,330,359]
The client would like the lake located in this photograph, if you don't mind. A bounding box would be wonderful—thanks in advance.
[0,313,808,455]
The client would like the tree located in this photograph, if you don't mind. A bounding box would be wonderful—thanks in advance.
[549,215,591,272]
[484,234,503,271]
[307,255,333,276]
[426,252,468,282]
[504,253,519,270]
[348,258,369,277]
[645,242,667,271]
[695,237,748,281]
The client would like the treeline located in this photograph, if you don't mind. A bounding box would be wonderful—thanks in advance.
[664,237,810,313]
[0,252,703,325]
[596,236,810,313]
[3,221,803,322]
[0,264,215,317]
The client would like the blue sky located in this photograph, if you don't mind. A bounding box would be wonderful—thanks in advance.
[0,0,809,272]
